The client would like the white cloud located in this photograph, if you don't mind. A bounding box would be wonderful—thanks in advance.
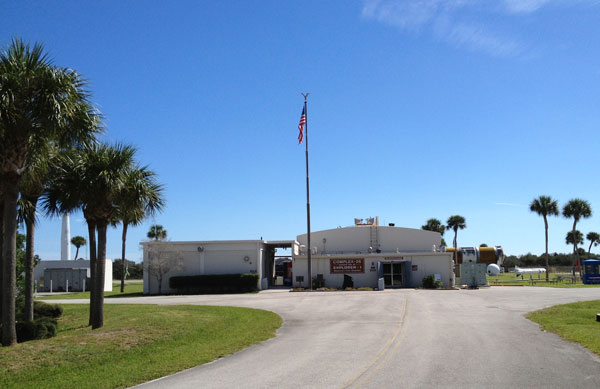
[495,202,524,207]
[502,0,552,14]
[361,0,596,57]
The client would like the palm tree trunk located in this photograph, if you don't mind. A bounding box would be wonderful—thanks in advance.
[2,173,19,346]
[86,219,97,327]
[121,222,128,293]
[572,221,578,277]
[74,246,80,260]
[544,216,549,282]
[92,221,107,329]
[24,197,39,322]
[0,201,4,321]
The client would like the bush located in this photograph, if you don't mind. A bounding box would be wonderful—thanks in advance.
[12,301,63,343]
[34,301,63,318]
[169,273,259,294]
[312,276,325,289]
[16,317,57,342]
[423,274,443,289]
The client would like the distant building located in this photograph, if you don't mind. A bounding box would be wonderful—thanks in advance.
[34,260,113,292]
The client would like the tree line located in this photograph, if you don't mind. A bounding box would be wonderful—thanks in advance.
[503,252,599,269]
[0,39,165,347]
[419,197,597,283]
[530,196,593,281]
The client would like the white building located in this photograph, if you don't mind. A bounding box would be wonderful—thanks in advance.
[293,224,454,289]
[141,240,294,295]
[141,219,455,294]
[33,214,112,292]
[34,259,113,292]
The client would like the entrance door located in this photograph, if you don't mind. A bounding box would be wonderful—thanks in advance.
[383,262,403,287]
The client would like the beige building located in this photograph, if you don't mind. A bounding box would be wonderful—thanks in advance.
[293,223,454,289]
[141,219,455,294]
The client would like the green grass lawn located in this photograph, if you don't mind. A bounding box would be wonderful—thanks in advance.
[527,300,600,356]
[38,282,144,300]
[0,304,282,388]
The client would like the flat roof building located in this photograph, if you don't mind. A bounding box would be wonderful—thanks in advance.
[141,219,455,294]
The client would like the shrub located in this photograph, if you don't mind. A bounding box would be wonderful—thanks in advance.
[169,273,259,294]
[16,317,57,342]
[423,274,443,289]
[34,301,63,318]
[12,302,63,343]
[312,276,325,289]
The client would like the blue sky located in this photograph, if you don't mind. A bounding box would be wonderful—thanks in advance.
[2,0,600,261]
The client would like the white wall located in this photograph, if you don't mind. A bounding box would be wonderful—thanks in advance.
[296,226,441,254]
[292,253,454,289]
[142,240,264,295]
[34,260,112,292]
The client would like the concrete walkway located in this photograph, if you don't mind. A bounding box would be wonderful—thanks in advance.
[46,287,600,388]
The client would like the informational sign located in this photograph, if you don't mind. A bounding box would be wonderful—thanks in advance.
[411,265,418,271]
[434,274,441,282]
[330,258,365,274]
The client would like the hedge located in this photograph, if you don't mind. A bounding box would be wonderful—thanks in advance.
[8,302,63,343]
[169,273,259,294]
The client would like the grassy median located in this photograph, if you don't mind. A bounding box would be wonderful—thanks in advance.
[527,300,600,356]
[0,304,282,388]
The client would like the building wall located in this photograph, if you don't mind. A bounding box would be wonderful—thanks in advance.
[292,253,454,289]
[34,260,112,292]
[296,226,441,254]
[142,240,265,295]
[43,268,89,292]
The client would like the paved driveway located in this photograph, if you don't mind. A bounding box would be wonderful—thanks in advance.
[48,287,600,388]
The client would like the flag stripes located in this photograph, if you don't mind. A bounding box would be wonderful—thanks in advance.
[298,105,306,144]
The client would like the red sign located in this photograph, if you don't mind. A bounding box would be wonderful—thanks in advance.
[330,258,365,274]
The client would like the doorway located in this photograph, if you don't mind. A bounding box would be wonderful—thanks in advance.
[383,262,403,288]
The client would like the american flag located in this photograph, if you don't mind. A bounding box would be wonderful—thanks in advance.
[298,105,306,144]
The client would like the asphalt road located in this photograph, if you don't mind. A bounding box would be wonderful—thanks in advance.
[47,287,600,388]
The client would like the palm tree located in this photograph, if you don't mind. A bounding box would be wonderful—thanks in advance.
[586,232,600,257]
[115,166,164,292]
[446,215,466,263]
[71,236,87,260]
[422,218,445,234]
[566,230,584,247]
[563,199,592,277]
[529,195,559,282]
[147,225,167,241]
[44,143,134,329]
[0,39,99,346]
[17,147,60,322]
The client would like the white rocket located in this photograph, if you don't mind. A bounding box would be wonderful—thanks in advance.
[61,213,71,261]
[514,266,546,277]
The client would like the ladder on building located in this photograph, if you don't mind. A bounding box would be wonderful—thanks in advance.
[370,226,380,251]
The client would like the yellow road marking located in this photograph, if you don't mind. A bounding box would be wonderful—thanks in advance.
[340,297,409,388]
[354,299,410,387]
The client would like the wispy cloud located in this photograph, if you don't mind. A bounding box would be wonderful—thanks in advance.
[495,202,525,207]
[361,0,596,57]
[503,0,552,14]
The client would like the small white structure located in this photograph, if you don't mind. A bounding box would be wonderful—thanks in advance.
[34,260,113,292]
